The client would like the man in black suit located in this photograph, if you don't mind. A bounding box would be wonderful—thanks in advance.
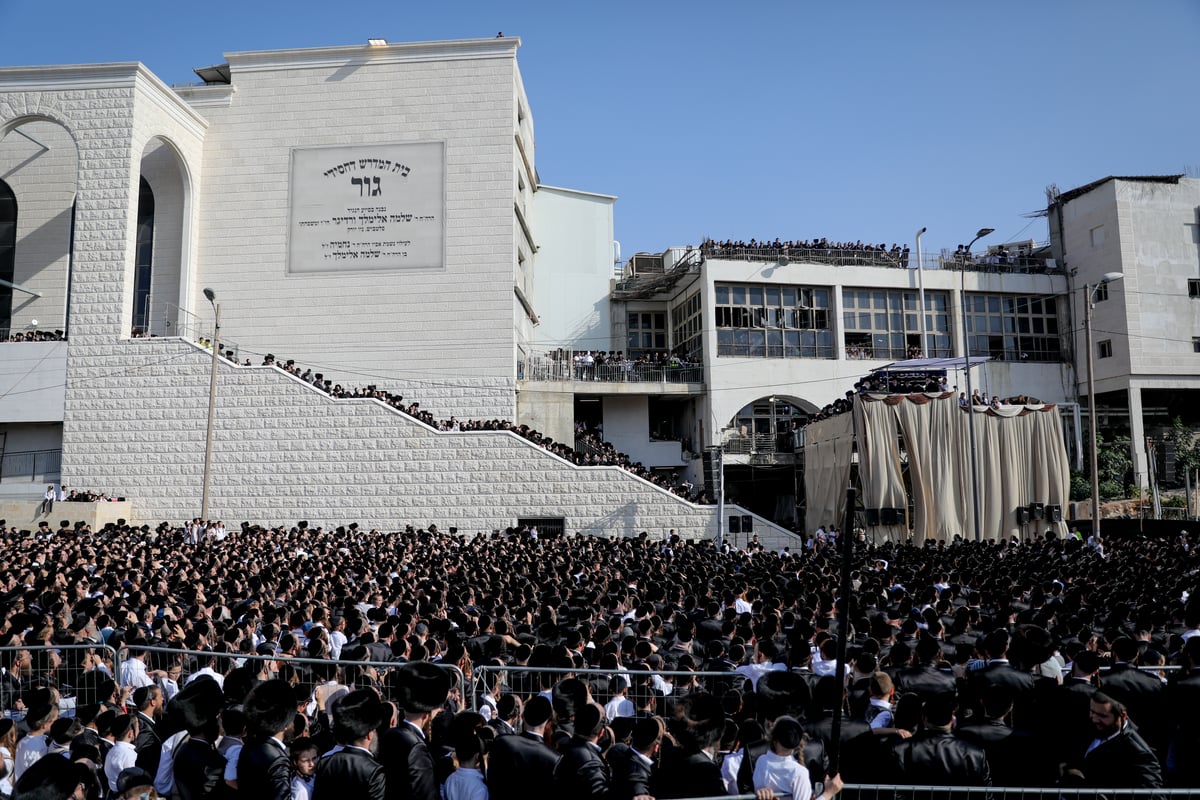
[655,694,727,799]
[552,702,612,799]
[888,694,991,786]
[379,661,450,800]
[895,635,958,705]
[1101,636,1167,754]
[487,695,560,800]
[608,716,661,800]
[314,689,386,800]
[1061,692,1162,788]
[132,685,164,777]
[237,679,297,800]
[1167,637,1200,786]
[964,629,1034,724]
[172,682,228,800]
[487,694,521,738]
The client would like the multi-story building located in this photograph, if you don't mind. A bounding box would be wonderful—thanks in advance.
[1047,174,1200,489]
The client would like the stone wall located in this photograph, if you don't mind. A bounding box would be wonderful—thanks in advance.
[63,338,799,548]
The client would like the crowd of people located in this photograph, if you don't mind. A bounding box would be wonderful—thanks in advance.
[1,518,1199,799]
[0,329,66,343]
[948,244,1050,272]
[701,239,911,269]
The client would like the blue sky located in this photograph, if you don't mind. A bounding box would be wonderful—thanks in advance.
[1,0,1197,258]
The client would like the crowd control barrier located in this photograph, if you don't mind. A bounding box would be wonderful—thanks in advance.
[840,786,1195,800]
[0,643,121,718]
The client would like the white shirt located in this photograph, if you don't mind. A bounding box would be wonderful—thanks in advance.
[155,730,189,795]
[604,695,635,719]
[13,733,48,784]
[441,766,487,800]
[720,749,743,795]
[121,657,154,688]
[292,773,315,800]
[753,751,813,800]
[329,630,348,660]
[105,740,139,792]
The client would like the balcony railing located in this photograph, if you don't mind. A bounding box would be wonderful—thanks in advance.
[702,243,1063,275]
[0,449,62,483]
[521,353,703,384]
[721,431,800,455]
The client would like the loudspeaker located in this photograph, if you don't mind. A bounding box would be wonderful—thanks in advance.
[1016,507,1030,525]
[881,507,903,526]
[741,515,753,533]
[728,515,741,534]
[1047,504,1063,523]
[865,509,881,527]
[1028,503,1045,521]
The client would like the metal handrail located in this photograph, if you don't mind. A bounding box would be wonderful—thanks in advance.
[0,448,62,483]
[521,353,703,384]
[140,301,241,362]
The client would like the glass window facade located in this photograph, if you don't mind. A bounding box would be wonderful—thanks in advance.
[714,283,833,358]
[627,311,666,354]
[842,289,951,359]
[964,293,1062,362]
[670,290,702,361]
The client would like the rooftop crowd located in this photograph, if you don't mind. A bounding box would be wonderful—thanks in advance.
[701,239,910,269]
[0,329,66,344]
[1,517,1199,798]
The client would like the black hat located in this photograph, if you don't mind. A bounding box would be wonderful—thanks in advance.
[117,767,154,794]
[333,688,384,741]
[172,675,224,731]
[394,662,451,713]
[756,670,811,720]
[0,719,13,739]
[244,679,297,737]
[109,714,136,740]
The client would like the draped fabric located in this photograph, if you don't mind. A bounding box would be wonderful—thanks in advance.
[853,397,907,542]
[856,394,1070,542]
[803,412,854,533]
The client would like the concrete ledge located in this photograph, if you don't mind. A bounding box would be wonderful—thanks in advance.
[0,500,133,532]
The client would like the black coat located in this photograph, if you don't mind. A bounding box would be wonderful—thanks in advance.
[964,661,1035,723]
[608,743,654,800]
[314,745,386,800]
[895,664,958,703]
[133,712,162,777]
[237,737,293,800]
[656,750,725,799]
[552,737,611,799]
[955,719,1040,787]
[888,729,991,786]
[1101,664,1167,752]
[378,723,438,800]
[1072,723,1162,788]
[487,731,559,800]
[173,737,228,800]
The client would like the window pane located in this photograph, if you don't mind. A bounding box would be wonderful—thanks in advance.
[732,287,746,304]
[844,293,856,309]
[654,313,665,328]
[628,313,639,328]
[749,287,764,305]
[814,289,829,307]
[749,330,766,356]
[716,286,730,304]
[782,288,796,306]
[844,311,857,329]
[765,287,780,306]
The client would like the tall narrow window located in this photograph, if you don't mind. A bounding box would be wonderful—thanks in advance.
[0,181,15,338]
[132,177,155,334]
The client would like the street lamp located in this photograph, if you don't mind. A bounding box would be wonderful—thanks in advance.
[1084,272,1123,539]
[915,227,928,356]
[200,288,221,522]
[960,227,994,541]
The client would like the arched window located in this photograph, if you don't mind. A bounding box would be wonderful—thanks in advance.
[0,180,16,337]
[132,177,155,333]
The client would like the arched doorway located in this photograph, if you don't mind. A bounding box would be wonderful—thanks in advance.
[0,118,78,339]
[721,395,814,529]
[134,136,188,337]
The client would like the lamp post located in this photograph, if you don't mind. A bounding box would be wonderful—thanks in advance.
[960,227,994,541]
[915,227,927,356]
[200,288,220,522]
[1084,272,1124,539]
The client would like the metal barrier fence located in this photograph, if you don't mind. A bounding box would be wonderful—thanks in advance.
[703,245,910,269]
[0,644,121,718]
[0,448,62,483]
[140,301,241,362]
[522,354,703,384]
[840,786,1197,799]
[117,645,464,704]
